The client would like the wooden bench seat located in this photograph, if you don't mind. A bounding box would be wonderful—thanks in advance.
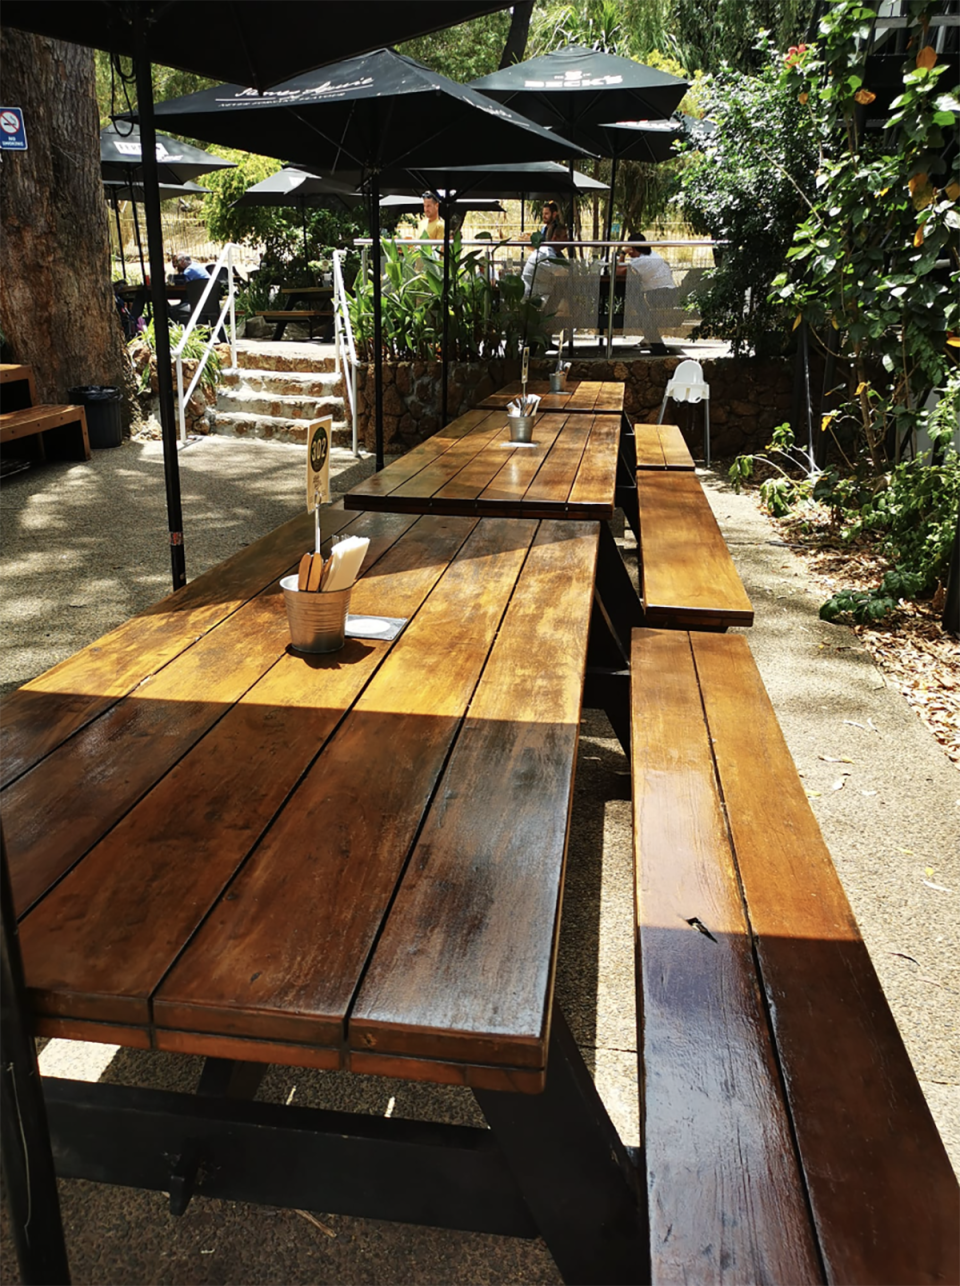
[0,403,91,461]
[634,421,694,470]
[636,469,752,629]
[630,627,959,1285]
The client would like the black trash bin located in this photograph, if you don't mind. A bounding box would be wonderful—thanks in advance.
[68,385,123,449]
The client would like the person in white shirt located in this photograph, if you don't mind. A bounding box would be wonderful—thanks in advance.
[618,241,676,355]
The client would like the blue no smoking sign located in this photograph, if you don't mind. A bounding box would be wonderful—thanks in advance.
[0,108,27,151]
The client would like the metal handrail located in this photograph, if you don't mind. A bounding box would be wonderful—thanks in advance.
[333,248,360,457]
[171,243,239,443]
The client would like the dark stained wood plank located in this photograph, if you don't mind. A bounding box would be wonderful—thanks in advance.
[155,1027,345,1073]
[477,380,577,412]
[16,514,468,1035]
[630,628,823,1285]
[349,521,599,1073]
[658,423,695,470]
[342,410,497,507]
[473,416,567,510]
[387,414,507,505]
[152,519,541,1052]
[522,416,591,510]
[566,416,619,514]
[691,631,960,1286]
[635,423,694,471]
[637,472,753,628]
[3,510,414,917]
[591,382,626,413]
[0,504,357,789]
[348,1048,546,1094]
[634,422,667,468]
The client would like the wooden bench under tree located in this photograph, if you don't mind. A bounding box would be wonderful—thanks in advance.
[630,627,959,1284]
[636,469,752,629]
[0,364,91,463]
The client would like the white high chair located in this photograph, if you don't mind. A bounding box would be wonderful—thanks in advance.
[658,359,711,466]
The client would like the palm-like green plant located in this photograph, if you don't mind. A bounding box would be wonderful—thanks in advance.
[347,234,552,361]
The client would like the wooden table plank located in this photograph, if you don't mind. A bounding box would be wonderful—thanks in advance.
[566,416,620,514]
[17,513,466,1048]
[2,510,412,916]
[691,632,960,1286]
[477,381,624,415]
[473,416,567,510]
[349,521,598,1080]
[0,506,356,791]
[522,417,590,509]
[631,629,823,1284]
[635,423,694,471]
[344,410,497,505]
[151,519,542,1053]
[637,472,754,628]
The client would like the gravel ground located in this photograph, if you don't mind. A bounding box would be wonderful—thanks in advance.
[0,436,956,1284]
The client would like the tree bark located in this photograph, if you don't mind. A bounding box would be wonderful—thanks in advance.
[499,1,534,68]
[0,31,135,426]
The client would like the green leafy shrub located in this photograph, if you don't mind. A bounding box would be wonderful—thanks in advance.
[130,319,223,398]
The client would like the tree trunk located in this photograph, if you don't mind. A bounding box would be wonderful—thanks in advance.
[499,1,534,68]
[0,31,135,427]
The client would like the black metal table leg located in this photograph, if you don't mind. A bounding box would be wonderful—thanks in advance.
[595,521,644,658]
[1,829,71,1286]
[474,1006,649,1286]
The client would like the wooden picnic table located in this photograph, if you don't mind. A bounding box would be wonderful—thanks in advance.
[634,421,695,471]
[344,406,620,520]
[477,379,625,415]
[1,504,646,1284]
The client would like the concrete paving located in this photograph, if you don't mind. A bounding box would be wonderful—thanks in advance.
[0,434,956,1284]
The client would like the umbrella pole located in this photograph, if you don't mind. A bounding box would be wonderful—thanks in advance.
[370,171,385,471]
[111,195,124,276]
[605,154,620,360]
[134,38,187,592]
[300,199,308,263]
[441,201,451,427]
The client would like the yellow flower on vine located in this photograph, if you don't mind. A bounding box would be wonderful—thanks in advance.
[854,89,876,105]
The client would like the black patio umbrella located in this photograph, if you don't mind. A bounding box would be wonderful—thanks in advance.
[149,48,591,469]
[2,2,514,93]
[471,46,687,242]
[100,121,234,185]
[417,161,608,198]
[236,165,363,260]
[380,193,506,215]
[470,44,688,137]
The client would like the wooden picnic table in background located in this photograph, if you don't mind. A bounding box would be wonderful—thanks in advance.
[477,380,625,415]
[344,406,621,521]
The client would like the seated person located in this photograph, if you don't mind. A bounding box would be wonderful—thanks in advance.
[169,252,210,284]
[618,241,676,356]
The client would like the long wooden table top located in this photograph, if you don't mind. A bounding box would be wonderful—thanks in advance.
[477,380,624,415]
[4,505,599,1092]
[344,407,619,520]
[637,470,754,629]
[634,422,695,470]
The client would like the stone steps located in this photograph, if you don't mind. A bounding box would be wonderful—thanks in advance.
[209,409,352,446]
[220,369,342,398]
[211,344,354,447]
[235,348,338,375]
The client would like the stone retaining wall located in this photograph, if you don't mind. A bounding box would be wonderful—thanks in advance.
[354,354,804,458]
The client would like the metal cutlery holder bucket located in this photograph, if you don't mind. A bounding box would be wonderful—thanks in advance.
[549,371,567,393]
[508,414,535,444]
[280,576,353,653]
